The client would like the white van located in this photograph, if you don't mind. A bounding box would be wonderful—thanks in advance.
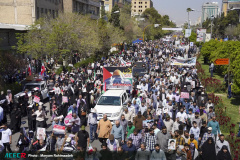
[94,89,128,123]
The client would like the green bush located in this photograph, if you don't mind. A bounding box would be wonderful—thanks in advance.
[201,40,240,95]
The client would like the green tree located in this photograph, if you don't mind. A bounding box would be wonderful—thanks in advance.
[15,13,100,59]
[141,7,176,40]
[119,4,142,42]
[189,31,197,43]
[109,4,120,27]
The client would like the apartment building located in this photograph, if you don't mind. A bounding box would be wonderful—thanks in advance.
[131,0,153,17]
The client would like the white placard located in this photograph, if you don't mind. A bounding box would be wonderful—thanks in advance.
[88,70,92,74]
[190,42,194,46]
[37,127,46,140]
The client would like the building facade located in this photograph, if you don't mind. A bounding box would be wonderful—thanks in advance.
[63,0,100,19]
[222,0,240,16]
[201,2,219,24]
[0,0,63,25]
[131,0,153,17]
[101,0,131,13]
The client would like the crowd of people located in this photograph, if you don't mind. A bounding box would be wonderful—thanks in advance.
[0,39,232,160]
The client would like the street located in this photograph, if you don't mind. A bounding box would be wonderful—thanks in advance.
[9,101,102,152]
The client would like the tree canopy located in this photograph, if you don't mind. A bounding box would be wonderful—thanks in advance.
[141,7,176,40]
[14,13,125,60]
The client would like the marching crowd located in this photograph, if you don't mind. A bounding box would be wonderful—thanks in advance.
[0,40,232,160]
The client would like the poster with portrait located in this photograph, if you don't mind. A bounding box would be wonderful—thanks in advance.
[168,139,176,150]
[142,119,154,128]
[37,127,46,140]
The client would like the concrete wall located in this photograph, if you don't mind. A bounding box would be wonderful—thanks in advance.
[0,0,63,25]
[0,0,34,25]
[63,0,73,13]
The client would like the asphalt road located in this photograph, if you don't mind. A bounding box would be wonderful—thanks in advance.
[9,101,102,153]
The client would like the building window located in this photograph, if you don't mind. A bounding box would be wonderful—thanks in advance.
[145,2,147,4]
[134,2,136,4]
[52,10,55,18]
[37,7,40,19]
[49,9,52,15]
[134,10,136,12]
[145,6,147,8]
[105,4,109,12]
[45,8,48,14]
[134,6,136,8]
[41,8,44,17]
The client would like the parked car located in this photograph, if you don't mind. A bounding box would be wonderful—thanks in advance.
[14,81,48,103]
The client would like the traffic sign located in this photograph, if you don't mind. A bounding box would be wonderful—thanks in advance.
[214,58,229,65]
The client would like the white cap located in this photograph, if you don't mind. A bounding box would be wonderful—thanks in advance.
[91,108,97,113]
[208,127,212,130]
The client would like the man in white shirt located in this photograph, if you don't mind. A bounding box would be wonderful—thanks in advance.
[166,90,173,101]
[32,105,46,128]
[141,82,148,92]
[0,124,12,153]
[174,75,180,85]
[139,102,147,115]
[169,73,175,84]
[53,83,61,95]
[176,107,187,124]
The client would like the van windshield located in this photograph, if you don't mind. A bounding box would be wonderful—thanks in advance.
[24,85,41,91]
[97,96,121,106]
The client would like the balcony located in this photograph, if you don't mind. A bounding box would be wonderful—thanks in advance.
[76,0,88,4]
[88,1,100,7]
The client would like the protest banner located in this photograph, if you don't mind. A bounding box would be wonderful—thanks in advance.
[181,92,189,99]
[62,96,68,103]
[196,29,206,42]
[33,96,40,103]
[53,125,65,135]
[64,110,73,126]
[170,57,196,66]
[103,67,132,90]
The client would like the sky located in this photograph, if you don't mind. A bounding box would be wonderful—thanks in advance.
[152,0,222,25]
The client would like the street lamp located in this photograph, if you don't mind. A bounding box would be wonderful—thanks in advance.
[187,8,195,29]
[210,15,214,37]
[97,10,119,25]
[143,24,161,41]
